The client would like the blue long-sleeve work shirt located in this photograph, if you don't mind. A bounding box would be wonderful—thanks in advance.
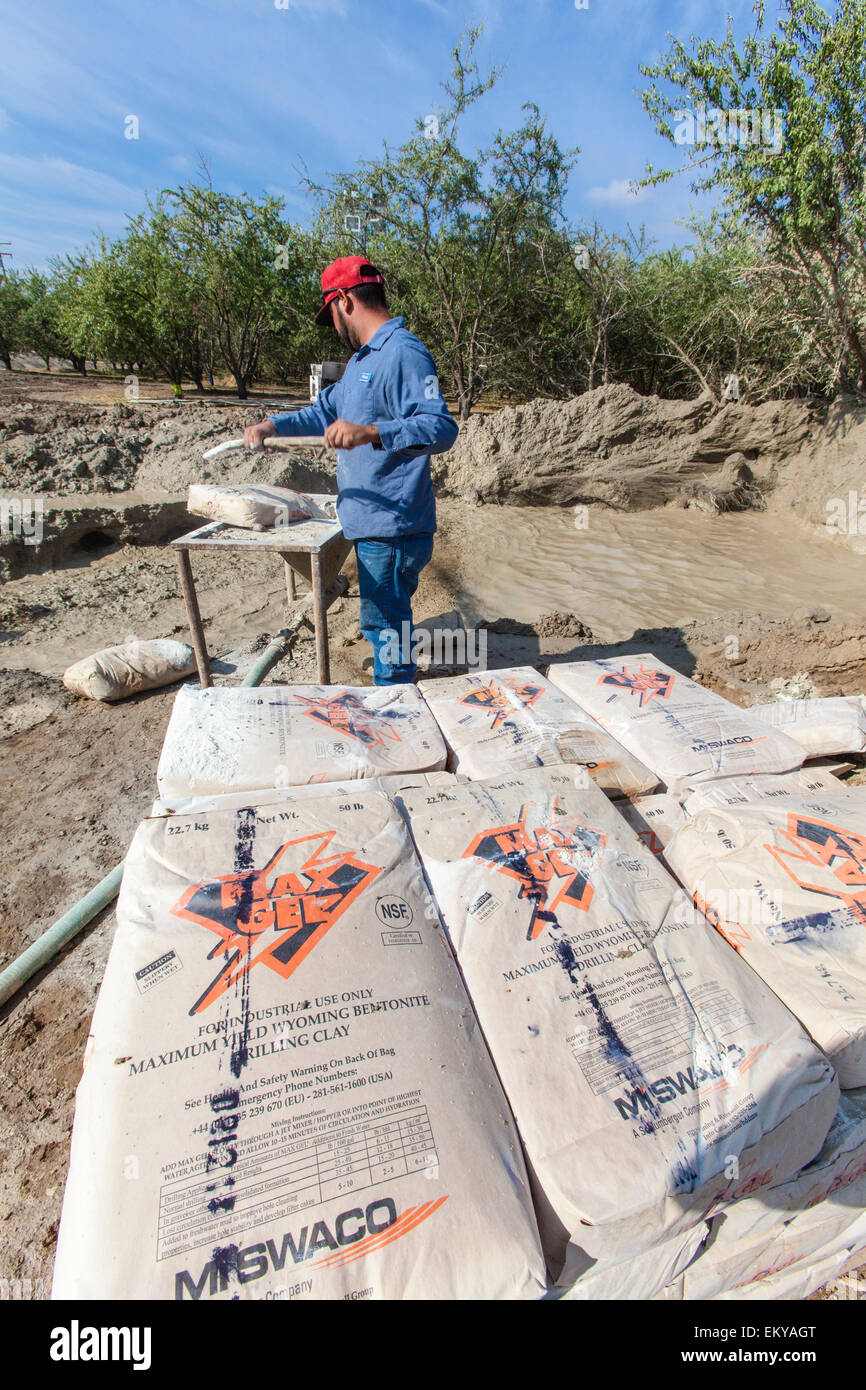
[269,317,458,540]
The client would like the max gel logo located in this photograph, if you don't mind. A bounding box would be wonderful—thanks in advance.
[463,804,605,939]
[765,814,866,925]
[296,692,405,748]
[458,677,544,730]
[175,1196,448,1299]
[173,833,381,1014]
[598,665,675,706]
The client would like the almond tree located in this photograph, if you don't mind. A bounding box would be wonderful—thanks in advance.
[0,271,29,371]
[59,214,200,389]
[168,179,288,399]
[307,27,577,419]
[638,0,866,394]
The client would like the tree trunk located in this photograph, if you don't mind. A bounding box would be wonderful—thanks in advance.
[234,375,248,400]
[1,349,12,371]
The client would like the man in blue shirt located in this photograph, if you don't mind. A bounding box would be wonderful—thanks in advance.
[244,256,458,685]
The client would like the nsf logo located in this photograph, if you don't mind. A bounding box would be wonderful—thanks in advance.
[375,895,415,930]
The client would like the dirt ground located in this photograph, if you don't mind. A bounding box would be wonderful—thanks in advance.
[2,365,866,1300]
[0,359,308,409]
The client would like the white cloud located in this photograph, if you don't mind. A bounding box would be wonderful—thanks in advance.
[0,152,145,202]
[0,152,148,265]
[586,177,647,205]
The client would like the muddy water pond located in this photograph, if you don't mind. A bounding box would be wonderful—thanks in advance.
[456,506,866,641]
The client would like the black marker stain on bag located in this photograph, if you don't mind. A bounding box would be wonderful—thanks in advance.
[552,941,706,1190]
[199,810,259,1257]
[552,939,662,1137]
[212,1242,242,1299]
[229,809,258,1078]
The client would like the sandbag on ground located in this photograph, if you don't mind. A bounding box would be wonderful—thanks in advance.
[187,484,327,530]
[682,1088,866,1300]
[156,684,448,800]
[52,792,546,1301]
[400,766,838,1285]
[418,665,658,796]
[615,794,687,860]
[63,638,195,702]
[151,771,459,818]
[667,791,866,1087]
[546,654,805,796]
[751,696,866,759]
[682,767,850,816]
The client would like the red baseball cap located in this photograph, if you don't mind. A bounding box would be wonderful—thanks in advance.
[314,255,386,326]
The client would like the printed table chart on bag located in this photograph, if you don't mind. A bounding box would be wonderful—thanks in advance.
[172,496,352,687]
[156,1101,437,1261]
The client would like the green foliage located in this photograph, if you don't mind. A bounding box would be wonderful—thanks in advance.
[0,271,30,370]
[306,28,578,418]
[639,0,866,392]
[166,179,288,398]
[59,216,199,385]
[16,271,65,369]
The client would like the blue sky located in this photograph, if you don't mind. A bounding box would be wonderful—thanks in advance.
[0,0,767,271]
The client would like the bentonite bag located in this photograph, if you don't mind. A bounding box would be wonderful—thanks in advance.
[399,765,838,1287]
[751,696,866,759]
[682,1088,866,1300]
[52,792,546,1300]
[187,484,325,531]
[151,772,459,818]
[156,684,448,800]
[682,767,850,816]
[696,1235,866,1301]
[615,794,687,860]
[418,665,657,796]
[62,639,195,702]
[546,654,805,796]
[560,1223,708,1302]
[666,790,866,1088]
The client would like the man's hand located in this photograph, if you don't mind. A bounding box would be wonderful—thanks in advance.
[323,420,380,450]
[243,420,278,451]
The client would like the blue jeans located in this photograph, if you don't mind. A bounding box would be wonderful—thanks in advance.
[355,534,435,685]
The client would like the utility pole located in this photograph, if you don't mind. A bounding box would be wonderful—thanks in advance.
[0,243,12,278]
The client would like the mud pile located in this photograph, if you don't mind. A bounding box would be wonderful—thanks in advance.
[3,386,866,552]
[437,383,819,509]
[684,610,866,705]
[0,402,335,497]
